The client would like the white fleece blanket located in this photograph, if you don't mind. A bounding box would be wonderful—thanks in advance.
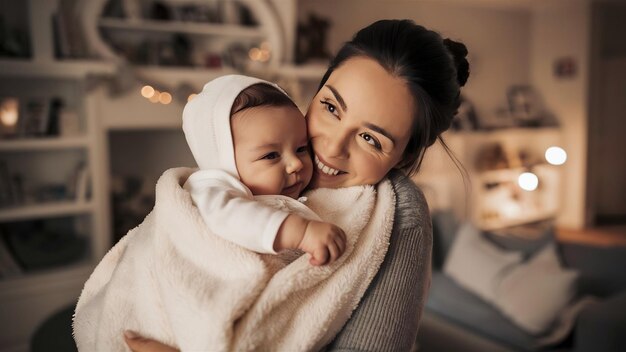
[73,167,395,352]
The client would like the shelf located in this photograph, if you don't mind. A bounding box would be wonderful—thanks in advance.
[0,59,116,78]
[0,200,94,222]
[0,136,90,151]
[99,18,265,39]
[0,260,94,299]
[134,66,236,87]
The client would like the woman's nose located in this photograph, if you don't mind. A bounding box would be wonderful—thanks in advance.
[325,131,350,159]
[286,156,303,174]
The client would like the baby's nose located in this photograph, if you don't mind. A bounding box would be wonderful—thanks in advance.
[286,157,303,174]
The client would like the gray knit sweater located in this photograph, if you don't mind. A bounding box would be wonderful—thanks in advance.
[326,169,433,351]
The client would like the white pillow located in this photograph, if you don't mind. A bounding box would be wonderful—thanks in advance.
[494,244,579,335]
[444,223,523,302]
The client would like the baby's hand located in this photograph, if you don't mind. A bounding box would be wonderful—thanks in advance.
[299,221,347,266]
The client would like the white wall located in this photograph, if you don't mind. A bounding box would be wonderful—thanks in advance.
[298,0,532,122]
[530,1,591,229]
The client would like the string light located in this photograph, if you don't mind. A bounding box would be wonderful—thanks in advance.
[159,92,172,105]
[141,85,155,98]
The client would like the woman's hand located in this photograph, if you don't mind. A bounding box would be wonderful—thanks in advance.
[124,331,179,352]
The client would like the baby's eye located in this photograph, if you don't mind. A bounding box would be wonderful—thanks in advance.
[262,152,280,160]
[359,133,382,150]
[296,145,309,154]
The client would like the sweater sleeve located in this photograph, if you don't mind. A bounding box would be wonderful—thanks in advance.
[326,170,433,351]
[184,169,290,254]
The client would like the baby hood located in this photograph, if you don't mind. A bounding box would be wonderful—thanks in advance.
[182,74,288,178]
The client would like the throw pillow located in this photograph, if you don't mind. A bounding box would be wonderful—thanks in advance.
[495,244,579,335]
[444,223,523,302]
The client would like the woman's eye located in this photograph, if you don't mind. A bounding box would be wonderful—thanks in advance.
[262,152,280,160]
[320,100,338,117]
[360,133,382,150]
[296,146,309,154]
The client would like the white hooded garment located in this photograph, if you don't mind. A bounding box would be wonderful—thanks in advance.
[182,74,300,254]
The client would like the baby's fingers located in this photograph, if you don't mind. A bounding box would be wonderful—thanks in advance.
[328,241,340,263]
[310,248,329,266]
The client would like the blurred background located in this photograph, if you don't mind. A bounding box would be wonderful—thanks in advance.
[0,0,624,351]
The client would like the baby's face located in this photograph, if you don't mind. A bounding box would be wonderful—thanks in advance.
[231,105,313,199]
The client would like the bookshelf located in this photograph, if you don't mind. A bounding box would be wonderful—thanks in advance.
[0,0,312,349]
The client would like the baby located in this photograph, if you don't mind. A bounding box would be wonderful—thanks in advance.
[182,74,346,265]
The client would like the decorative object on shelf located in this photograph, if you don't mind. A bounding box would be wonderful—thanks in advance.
[554,57,577,79]
[295,13,332,64]
[0,229,23,279]
[53,0,90,59]
[0,8,31,58]
[59,108,81,136]
[451,95,479,131]
[0,160,20,207]
[21,97,50,137]
[1,218,87,271]
[507,85,559,128]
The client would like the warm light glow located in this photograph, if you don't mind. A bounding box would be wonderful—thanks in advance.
[159,92,172,104]
[545,146,567,165]
[187,94,197,102]
[249,47,261,61]
[149,90,161,103]
[259,49,270,62]
[0,98,19,126]
[518,172,539,191]
[141,85,155,98]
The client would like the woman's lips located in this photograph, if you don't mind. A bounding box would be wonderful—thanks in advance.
[314,154,346,176]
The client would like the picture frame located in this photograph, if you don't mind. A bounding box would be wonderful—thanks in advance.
[506,85,542,123]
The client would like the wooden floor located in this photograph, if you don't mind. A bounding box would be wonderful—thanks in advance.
[556,225,626,246]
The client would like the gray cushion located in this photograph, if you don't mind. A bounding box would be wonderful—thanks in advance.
[574,291,626,352]
[426,272,537,351]
[484,223,555,258]
[560,243,626,297]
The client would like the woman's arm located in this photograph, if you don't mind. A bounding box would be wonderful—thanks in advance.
[325,170,433,351]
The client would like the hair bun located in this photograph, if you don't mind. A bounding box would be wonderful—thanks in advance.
[443,38,469,87]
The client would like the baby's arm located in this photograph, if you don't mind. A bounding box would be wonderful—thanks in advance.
[185,170,346,263]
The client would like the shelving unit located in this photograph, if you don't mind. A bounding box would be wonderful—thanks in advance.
[99,17,266,38]
[0,1,111,350]
[0,0,313,350]
[415,128,564,230]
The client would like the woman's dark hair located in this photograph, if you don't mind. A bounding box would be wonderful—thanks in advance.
[318,19,470,176]
[231,83,297,116]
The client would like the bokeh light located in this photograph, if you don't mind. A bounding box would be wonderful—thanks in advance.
[545,146,567,165]
[518,172,539,191]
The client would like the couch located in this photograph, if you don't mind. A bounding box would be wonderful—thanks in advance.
[417,211,626,352]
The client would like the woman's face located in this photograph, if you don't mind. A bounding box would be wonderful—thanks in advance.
[306,56,416,189]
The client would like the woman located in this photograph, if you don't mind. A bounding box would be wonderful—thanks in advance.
[124,19,469,351]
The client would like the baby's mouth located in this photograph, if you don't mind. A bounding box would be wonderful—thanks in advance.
[282,182,302,197]
[314,155,347,176]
